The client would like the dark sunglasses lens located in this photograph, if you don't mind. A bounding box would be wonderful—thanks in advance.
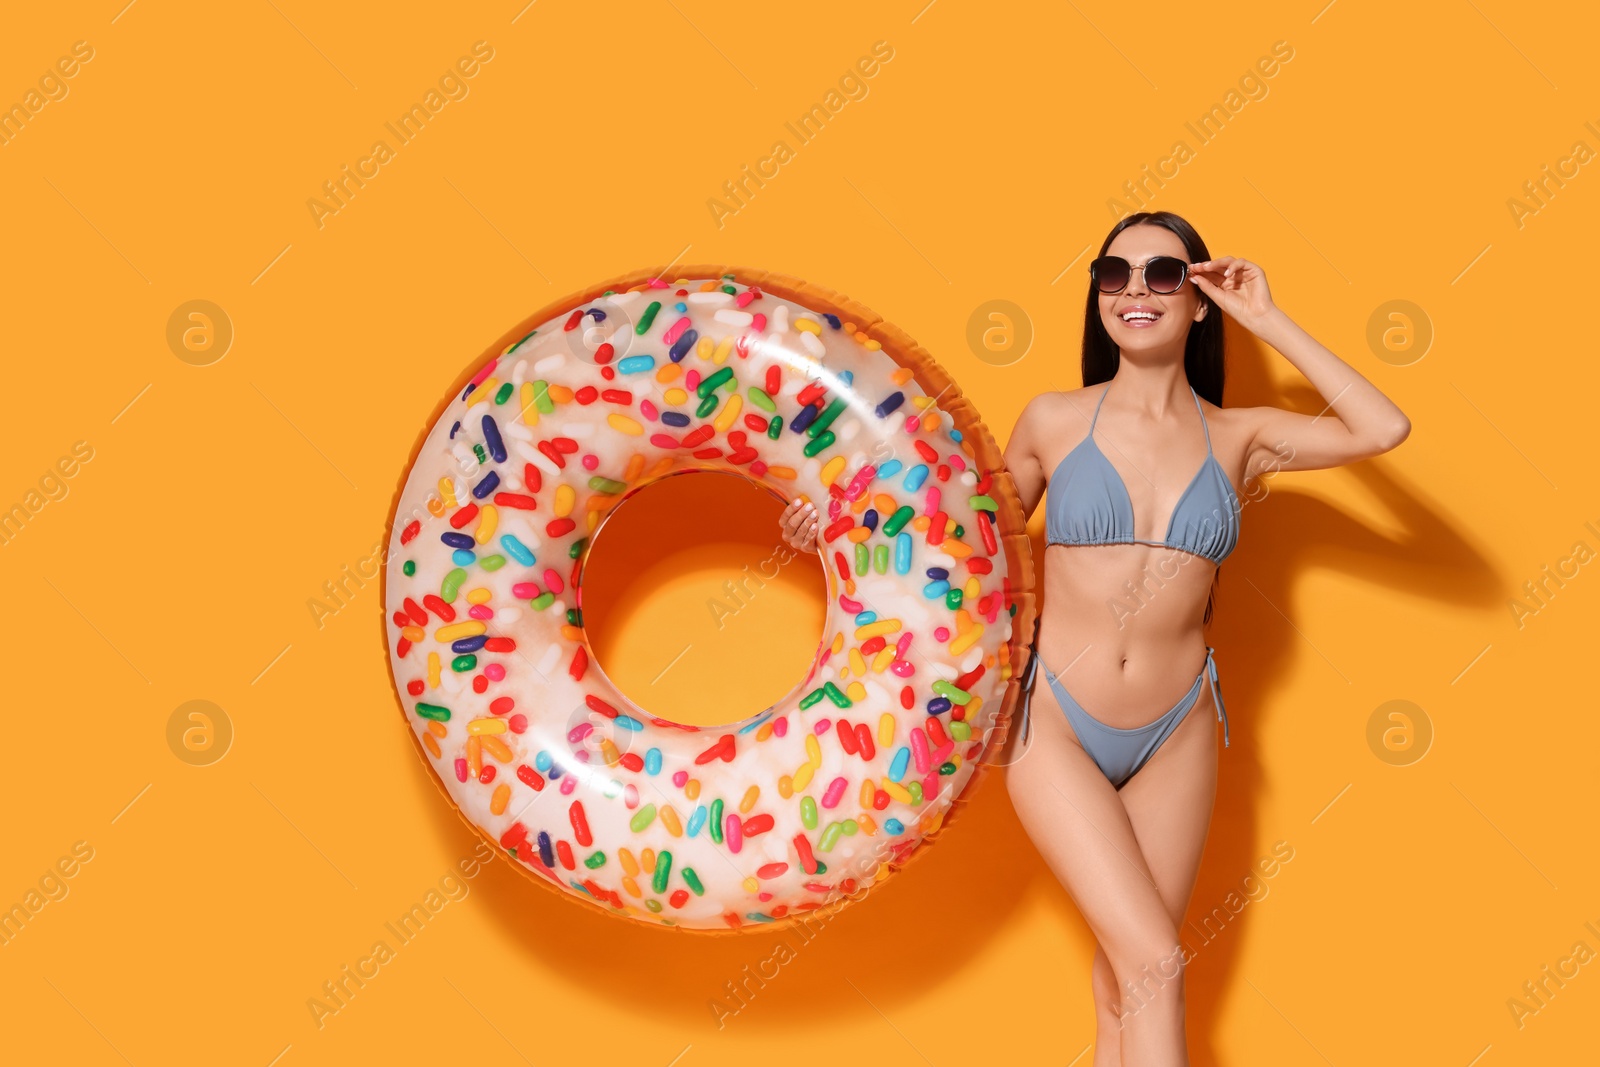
[1146,257,1187,293]
[1092,257,1129,293]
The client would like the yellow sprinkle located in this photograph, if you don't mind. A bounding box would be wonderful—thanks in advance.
[864,338,881,350]
[655,362,682,384]
[625,453,646,480]
[648,455,675,477]
[559,624,584,642]
[547,383,574,403]
[519,381,539,427]
[805,733,821,765]
[855,619,902,640]
[765,466,797,480]
[490,784,510,815]
[554,483,575,518]
[755,720,775,742]
[778,775,793,799]
[422,733,440,758]
[949,622,985,656]
[830,632,846,654]
[466,587,492,605]
[697,280,718,291]
[871,648,896,673]
[742,877,760,893]
[427,652,441,688]
[467,378,497,407]
[792,762,816,791]
[401,625,425,642]
[965,576,981,599]
[660,805,683,837]
[713,394,742,432]
[467,718,507,735]
[820,455,847,485]
[685,779,701,800]
[859,780,876,807]
[641,847,656,873]
[664,387,688,405]
[427,720,448,738]
[696,335,714,360]
[466,735,482,777]
[878,713,896,747]
[426,496,446,517]
[619,847,640,877]
[739,785,760,814]
[600,410,645,435]
[912,395,934,410]
[475,504,498,544]
[845,681,867,702]
[857,814,878,836]
[848,647,867,677]
[882,778,913,804]
[622,876,641,898]
[435,621,486,642]
[481,735,512,763]
[601,737,621,766]
[713,335,734,364]
[438,477,457,508]
[794,317,822,334]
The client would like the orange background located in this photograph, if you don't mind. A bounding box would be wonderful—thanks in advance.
[2,2,1598,1063]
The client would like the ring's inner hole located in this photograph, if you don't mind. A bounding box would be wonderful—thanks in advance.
[580,471,828,728]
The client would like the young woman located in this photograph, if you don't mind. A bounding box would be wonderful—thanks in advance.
[778,211,1410,1064]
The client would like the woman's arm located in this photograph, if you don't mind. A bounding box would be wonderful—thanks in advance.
[1003,395,1049,520]
[1191,256,1412,479]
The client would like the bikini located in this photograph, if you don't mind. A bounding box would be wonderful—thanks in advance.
[1016,381,1241,789]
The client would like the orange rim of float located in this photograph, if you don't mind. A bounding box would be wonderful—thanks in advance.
[381,264,1039,935]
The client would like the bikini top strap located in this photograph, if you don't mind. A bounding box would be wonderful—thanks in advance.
[1090,381,1111,431]
[1189,386,1213,456]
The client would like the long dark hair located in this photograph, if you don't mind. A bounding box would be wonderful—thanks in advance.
[1080,210,1226,624]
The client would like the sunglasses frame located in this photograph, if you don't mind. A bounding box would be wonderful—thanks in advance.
[1089,255,1192,295]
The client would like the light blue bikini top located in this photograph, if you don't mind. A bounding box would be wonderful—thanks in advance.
[1046,382,1241,565]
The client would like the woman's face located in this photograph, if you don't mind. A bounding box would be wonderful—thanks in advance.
[1096,225,1206,355]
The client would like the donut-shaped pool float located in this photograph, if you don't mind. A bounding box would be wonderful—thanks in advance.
[383,266,1036,932]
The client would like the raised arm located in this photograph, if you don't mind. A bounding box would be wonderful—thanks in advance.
[1190,256,1411,480]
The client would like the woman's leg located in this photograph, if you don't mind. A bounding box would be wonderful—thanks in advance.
[1005,675,1193,1066]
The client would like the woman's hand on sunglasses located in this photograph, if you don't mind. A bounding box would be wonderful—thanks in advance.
[1189,255,1278,328]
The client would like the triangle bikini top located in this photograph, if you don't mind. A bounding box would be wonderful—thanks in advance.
[1045,381,1241,565]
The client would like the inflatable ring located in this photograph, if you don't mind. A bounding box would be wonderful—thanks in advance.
[383,266,1037,933]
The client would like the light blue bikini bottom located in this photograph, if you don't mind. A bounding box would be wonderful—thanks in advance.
[1018,646,1230,790]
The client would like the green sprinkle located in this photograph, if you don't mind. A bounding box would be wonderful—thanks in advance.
[799,688,826,710]
[950,720,971,741]
[822,681,851,708]
[854,543,869,576]
[644,899,663,913]
[568,538,587,558]
[682,867,705,896]
[969,494,998,512]
[882,505,915,537]
[441,568,467,602]
[566,608,582,627]
[652,850,672,893]
[841,819,859,836]
[472,443,487,465]
[909,782,924,805]
[931,679,972,705]
[722,284,737,295]
[766,415,783,440]
[402,560,416,577]
[532,380,554,413]
[944,588,963,610]
[709,798,724,843]
[584,851,607,869]
[695,393,719,418]
[451,654,477,672]
[802,431,835,457]
[530,591,555,610]
[602,778,622,799]
[479,554,506,571]
[588,476,627,494]
[807,397,848,437]
[415,703,450,721]
[800,795,818,829]
[953,524,964,538]
[818,821,843,853]
[748,387,776,412]
[697,367,734,398]
[636,301,661,334]
[629,803,658,833]
[506,329,537,354]
[494,382,514,405]
[939,761,958,775]
[873,544,889,574]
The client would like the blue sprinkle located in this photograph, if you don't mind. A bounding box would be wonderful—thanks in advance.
[537,831,554,868]
[861,509,879,532]
[950,428,963,442]
[661,411,691,427]
[616,715,643,731]
[878,458,903,478]
[674,301,687,312]
[481,414,507,463]
[449,420,461,439]
[500,534,535,565]
[823,313,841,329]
[875,391,905,418]
[925,566,949,580]
[738,713,770,734]
[790,404,822,434]
[888,746,911,781]
[535,751,552,771]
[854,611,877,625]
[472,470,501,499]
[451,549,476,566]
[923,580,951,599]
[441,531,475,549]
[839,370,853,386]
[548,761,564,780]
[885,818,904,835]
[904,464,929,491]
[645,748,662,775]
[686,805,707,837]
[452,635,488,653]
[617,354,655,374]
[668,328,698,362]
[588,308,606,322]
[927,697,952,715]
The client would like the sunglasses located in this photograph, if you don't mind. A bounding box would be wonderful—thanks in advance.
[1089,255,1191,295]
